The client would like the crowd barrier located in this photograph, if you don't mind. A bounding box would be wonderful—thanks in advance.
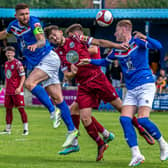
[0,86,168,111]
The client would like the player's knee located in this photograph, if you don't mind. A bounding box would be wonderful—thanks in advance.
[25,80,34,90]
[81,115,91,126]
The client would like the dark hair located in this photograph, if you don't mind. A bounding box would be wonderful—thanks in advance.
[4,46,16,52]
[44,25,59,38]
[15,3,29,11]
[65,24,83,35]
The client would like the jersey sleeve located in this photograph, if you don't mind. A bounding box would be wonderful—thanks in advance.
[30,17,44,36]
[17,61,25,76]
[106,49,115,63]
[6,21,14,34]
[134,37,162,49]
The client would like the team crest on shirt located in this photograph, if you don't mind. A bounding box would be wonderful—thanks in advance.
[69,42,75,48]
[6,70,12,79]
[66,50,79,64]
[11,65,14,69]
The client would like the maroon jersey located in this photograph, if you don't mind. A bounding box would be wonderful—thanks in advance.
[5,58,25,95]
[55,37,102,85]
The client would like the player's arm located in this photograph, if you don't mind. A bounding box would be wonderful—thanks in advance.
[78,49,115,67]
[15,63,26,94]
[73,33,129,50]
[15,75,26,95]
[90,38,129,50]
[27,25,46,52]
[0,30,10,40]
[133,31,162,49]
[88,45,98,55]
[63,64,78,80]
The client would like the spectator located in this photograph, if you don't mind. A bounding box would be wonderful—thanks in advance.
[156,76,166,94]
[106,59,122,88]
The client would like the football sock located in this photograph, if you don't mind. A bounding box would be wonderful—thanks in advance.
[6,108,13,124]
[31,85,55,113]
[85,121,104,147]
[132,116,145,133]
[23,123,28,131]
[91,116,105,133]
[131,146,141,157]
[18,107,28,123]
[71,114,80,130]
[57,100,75,131]
[6,124,11,131]
[120,116,137,147]
[138,117,161,140]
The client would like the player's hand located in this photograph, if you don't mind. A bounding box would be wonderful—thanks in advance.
[77,58,91,66]
[133,31,147,40]
[27,44,37,52]
[71,64,78,75]
[15,87,21,95]
[118,42,129,50]
[72,32,81,43]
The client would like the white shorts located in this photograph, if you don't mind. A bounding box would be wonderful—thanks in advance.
[123,83,156,108]
[35,50,60,88]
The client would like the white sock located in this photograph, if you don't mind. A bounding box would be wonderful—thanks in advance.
[6,124,11,131]
[72,138,78,146]
[131,146,141,157]
[102,129,110,137]
[23,123,28,131]
[50,111,55,120]
[158,136,167,148]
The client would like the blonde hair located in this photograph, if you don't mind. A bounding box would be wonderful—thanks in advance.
[116,20,132,32]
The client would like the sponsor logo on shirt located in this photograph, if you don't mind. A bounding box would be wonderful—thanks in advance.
[66,50,79,64]
[6,70,12,79]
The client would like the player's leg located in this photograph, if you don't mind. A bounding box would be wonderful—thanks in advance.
[137,83,168,161]
[46,84,78,148]
[109,90,154,145]
[58,101,80,155]
[80,107,108,161]
[0,95,13,134]
[138,107,168,161]
[120,105,145,166]
[14,94,29,135]
[91,116,115,144]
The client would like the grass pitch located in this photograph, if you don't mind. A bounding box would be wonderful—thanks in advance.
[0,106,167,168]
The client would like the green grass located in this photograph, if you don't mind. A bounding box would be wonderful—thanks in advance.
[0,107,167,168]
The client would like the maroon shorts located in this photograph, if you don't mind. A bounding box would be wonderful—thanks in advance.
[5,94,25,108]
[76,73,118,109]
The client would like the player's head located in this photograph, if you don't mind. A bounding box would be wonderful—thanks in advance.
[114,20,132,42]
[65,24,83,37]
[5,46,16,61]
[44,25,64,46]
[15,3,30,26]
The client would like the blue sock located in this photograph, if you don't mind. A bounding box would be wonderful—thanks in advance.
[138,117,161,140]
[57,100,75,131]
[31,85,55,113]
[120,116,138,147]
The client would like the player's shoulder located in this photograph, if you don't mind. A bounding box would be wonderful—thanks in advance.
[8,19,18,27]
[29,16,41,27]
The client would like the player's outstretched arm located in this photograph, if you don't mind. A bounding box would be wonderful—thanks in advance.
[91,38,129,50]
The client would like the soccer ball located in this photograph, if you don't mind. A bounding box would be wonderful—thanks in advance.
[96,10,113,27]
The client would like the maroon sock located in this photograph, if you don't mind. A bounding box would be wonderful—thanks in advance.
[18,108,28,123]
[92,116,105,133]
[132,116,144,133]
[85,121,104,147]
[71,114,80,130]
[6,108,13,124]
